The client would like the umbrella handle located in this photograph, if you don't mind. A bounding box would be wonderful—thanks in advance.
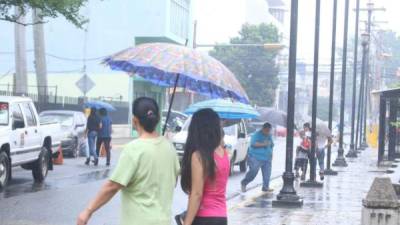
[162,73,181,135]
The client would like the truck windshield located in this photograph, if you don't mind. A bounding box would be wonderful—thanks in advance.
[0,102,9,125]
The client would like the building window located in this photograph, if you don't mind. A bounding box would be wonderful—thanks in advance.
[170,0,190,39]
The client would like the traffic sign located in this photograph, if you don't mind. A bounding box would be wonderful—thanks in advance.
[76,74,95,95]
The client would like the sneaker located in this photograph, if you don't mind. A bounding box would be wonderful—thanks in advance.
[241,183,247,193]
[320,172,325,181]
[85,158,90,165]
[93,159,99,166]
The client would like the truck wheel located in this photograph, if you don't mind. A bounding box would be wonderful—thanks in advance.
[239,157,247,173]
[0,152,10,188]
[229,153,236,176]
[32,147,49,183]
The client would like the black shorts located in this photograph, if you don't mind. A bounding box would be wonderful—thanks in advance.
[192,217,228,225]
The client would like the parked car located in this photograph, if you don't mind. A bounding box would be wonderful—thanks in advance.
[0,97,63,188]
[161,110,188,133]
[39,110,87,158]
[172,117,250,175]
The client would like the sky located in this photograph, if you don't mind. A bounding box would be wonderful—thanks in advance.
[0,0,398,73]
[193,0,399,64]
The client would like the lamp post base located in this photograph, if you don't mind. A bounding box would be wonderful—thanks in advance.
[272,193,303,208]
[273,172,303,208]
[360,142,368,149]
[333,149,348,167]
[300,180,323,188]
[346,150,358,158]
[324,169,338,175]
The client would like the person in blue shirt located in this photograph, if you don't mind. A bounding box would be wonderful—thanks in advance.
[96,108,113,166]
[241,122,274,193]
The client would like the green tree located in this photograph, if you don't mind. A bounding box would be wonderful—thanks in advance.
[0,0,90,28]
[210,23,280,106]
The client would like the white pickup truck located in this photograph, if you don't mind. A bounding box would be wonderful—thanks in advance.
[172,118,250,175]
[0,97,62,188]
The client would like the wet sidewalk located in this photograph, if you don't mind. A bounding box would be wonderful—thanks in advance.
[228,148,398,225]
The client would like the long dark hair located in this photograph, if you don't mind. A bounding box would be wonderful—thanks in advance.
[132,97,160,133]
[181,108,221,194]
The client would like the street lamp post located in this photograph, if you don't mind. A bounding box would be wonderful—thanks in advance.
[272,0,303,207]
[360,3,374,150]
[300,0,323,188]
[346,0,361,158]
[333,0,350,167]
[325,0,339,176]
[356,33,369,152]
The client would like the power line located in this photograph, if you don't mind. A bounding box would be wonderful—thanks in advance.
[0,50,108,62]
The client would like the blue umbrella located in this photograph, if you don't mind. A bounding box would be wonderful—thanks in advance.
[184,99,259,119]
[83,101,116,112]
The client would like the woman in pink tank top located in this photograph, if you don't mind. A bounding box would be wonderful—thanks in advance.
[180,109,229,225]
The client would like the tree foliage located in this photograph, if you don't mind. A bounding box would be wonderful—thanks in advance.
[0,0,90,28]
[210,23,280,106]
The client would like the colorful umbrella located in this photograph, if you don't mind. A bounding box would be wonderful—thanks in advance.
[104,43,248,103]
[104,43,249,134]
[184,99,259,119]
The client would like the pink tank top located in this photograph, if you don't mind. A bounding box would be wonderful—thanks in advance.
[197,150,230,217]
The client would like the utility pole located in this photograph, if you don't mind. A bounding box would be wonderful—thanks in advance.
[359,1,385,149]
[33,9,49,103]
[14,7,28,96]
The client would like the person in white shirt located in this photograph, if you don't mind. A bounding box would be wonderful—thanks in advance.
[316,132,333,181]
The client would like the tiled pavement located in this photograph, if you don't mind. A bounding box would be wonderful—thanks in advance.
[228,148,397,225]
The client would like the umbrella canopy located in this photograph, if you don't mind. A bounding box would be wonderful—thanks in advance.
[184,99,259,119]
[103,43,249,104]
[315,122,331,137]
[83,100,116,112]
[256,107,287,127]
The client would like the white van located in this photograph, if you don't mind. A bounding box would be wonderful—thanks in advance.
[172,117,250,175]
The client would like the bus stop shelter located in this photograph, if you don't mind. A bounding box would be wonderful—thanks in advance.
[374,88,400,165]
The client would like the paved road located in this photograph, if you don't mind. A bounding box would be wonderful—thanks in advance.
[0,137,317,225]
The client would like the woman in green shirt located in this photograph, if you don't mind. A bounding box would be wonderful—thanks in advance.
[77,97,180,225]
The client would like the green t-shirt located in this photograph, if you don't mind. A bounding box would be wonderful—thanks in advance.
[110,136,180,225]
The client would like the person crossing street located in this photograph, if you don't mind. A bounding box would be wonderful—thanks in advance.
[241,122,274,193]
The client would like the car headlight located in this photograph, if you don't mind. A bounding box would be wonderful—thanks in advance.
[174,143,184,150]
